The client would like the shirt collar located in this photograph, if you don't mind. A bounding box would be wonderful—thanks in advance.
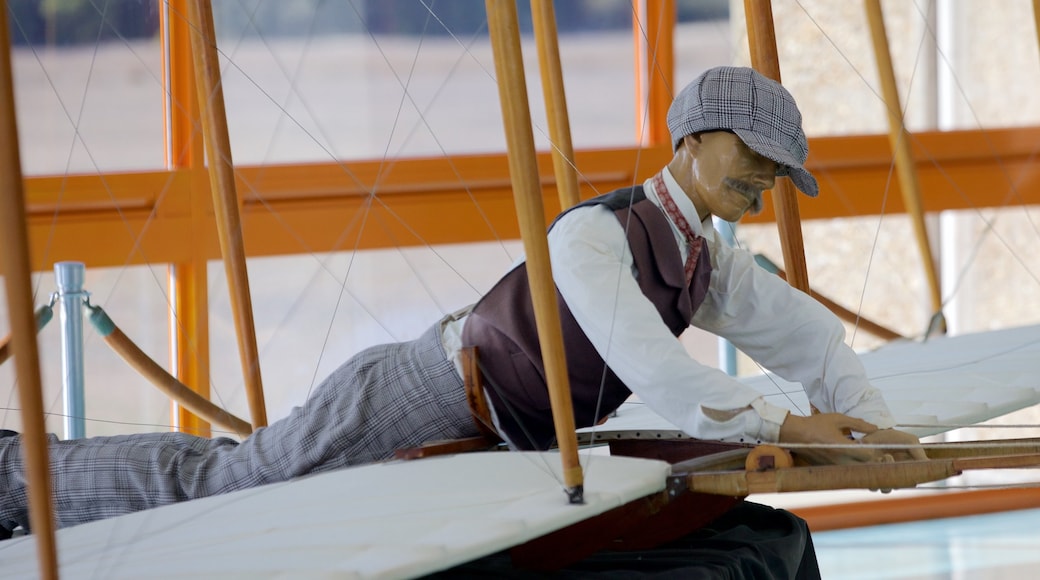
[648,167,712,241]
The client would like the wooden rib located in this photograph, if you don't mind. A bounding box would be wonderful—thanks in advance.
[531,0,581,211]
[186,0,267,429]
[864,0,944,323]
[0,4,59,576]
[486,0,583,500]
[743,0,811,295]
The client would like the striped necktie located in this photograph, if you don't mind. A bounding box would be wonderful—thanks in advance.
[651,172,704,286]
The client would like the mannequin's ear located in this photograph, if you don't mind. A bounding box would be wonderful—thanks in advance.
[681,133,701,154]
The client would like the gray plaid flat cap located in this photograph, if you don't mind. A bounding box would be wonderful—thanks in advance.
[667,66,818,197]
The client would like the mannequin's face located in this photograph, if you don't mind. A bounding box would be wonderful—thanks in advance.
[679,132,778,222]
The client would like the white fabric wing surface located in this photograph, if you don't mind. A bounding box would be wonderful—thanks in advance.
[581,324,1040,441]
[0,452,670,579]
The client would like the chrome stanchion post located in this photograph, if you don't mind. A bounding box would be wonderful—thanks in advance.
[54,261,88,439]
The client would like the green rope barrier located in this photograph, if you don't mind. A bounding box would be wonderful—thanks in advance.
[0,305,55,366]
[85,302,115,337]
[83,301,252,435]
[34,305,53,331]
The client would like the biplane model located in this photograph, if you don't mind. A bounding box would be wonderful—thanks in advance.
[1,1,1039,578]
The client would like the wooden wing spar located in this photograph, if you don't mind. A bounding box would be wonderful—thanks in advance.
[676,442,1040,497]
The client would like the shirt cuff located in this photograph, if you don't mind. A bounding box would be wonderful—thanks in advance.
[750,397,789,442]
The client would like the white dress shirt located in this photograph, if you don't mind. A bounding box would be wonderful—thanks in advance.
[445,167,895,443]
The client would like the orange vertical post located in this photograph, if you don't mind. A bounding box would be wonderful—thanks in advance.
[744,0,811,294]
[162,0,213,436]
[634,0,676,146]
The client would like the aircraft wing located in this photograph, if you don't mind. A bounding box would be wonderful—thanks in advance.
[581,324,1040,441]
[0,452,670,578]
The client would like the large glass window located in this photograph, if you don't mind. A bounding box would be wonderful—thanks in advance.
[211,1,658,164]
[207,241,523,422]
[8,0,165,175]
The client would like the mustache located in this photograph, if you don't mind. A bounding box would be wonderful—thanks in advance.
[723,177,764,214]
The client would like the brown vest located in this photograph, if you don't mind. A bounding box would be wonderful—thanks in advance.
[461,187,712,449]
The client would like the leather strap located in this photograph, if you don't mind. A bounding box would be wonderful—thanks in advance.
[461,346,501,441]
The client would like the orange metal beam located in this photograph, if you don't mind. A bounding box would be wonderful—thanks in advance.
[20,126,1040,272]
[794,487,1040,531]
[749,127,1040,223]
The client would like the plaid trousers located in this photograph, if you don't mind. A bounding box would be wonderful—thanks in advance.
[0,319,476,529]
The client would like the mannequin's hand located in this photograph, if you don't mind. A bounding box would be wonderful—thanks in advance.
[779,413,878,465]
[860,428,928,461]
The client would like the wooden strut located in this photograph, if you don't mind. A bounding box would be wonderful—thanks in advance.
[0,3,60,577]
[531,0,582,212]
[185,0,268,429]
[1035,0,1040,60]
[485,0,584,501]
[864,0,944,327]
